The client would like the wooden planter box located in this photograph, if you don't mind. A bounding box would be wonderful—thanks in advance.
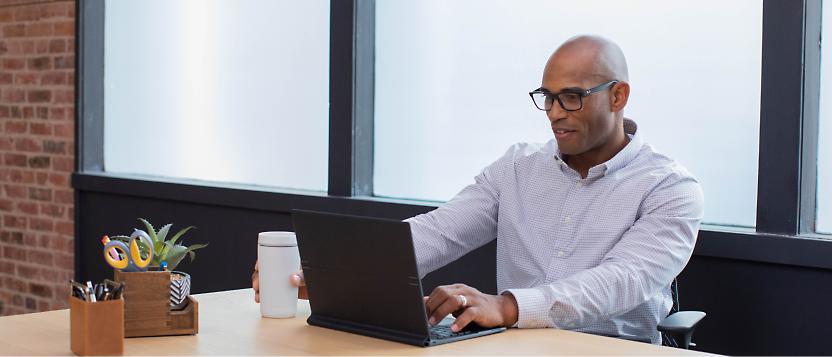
[113,269,198,337]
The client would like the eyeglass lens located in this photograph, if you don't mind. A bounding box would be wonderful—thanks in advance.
[531,92,582,111]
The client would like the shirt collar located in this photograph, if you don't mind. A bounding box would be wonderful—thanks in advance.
[553,118,643,177]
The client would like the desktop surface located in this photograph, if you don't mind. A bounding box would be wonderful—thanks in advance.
[0,289,713,356]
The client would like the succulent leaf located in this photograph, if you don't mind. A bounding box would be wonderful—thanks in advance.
[139,218,158,245]
[157,224,172,243]
[163,244,189,271]
[169,226,195,245]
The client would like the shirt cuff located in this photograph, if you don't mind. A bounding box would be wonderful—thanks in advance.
[502,288,551,329]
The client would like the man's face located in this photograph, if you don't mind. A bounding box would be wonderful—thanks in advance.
[540,52,618,157]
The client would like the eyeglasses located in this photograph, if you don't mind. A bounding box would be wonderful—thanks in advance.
[529,81,619,112]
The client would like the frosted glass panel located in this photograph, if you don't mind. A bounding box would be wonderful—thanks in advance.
[817,2,832,234]
[374,0,762,227]
[105,0,329,192]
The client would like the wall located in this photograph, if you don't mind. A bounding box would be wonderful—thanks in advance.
[0,0,75,316]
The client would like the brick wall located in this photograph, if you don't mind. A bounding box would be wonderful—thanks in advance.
[0,0,75,316]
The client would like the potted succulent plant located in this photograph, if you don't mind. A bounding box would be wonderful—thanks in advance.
[111,218,208,309]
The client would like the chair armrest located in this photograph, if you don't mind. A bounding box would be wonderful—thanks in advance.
[657,311,706,349]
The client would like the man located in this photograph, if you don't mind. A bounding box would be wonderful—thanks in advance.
[253,34,703,344]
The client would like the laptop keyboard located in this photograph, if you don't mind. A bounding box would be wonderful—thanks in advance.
[429,324,476,340]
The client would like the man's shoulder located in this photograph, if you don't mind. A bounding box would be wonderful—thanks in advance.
[626,142,699,186]
[502,140,556,161]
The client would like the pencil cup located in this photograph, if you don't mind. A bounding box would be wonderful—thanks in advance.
[258,231,300,318]
[70,296,124,356]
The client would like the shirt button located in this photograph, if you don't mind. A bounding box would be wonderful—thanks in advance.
[530,320,537,327]
[564,217,571,223]
[558,251,564,258]
[576,182,583,188]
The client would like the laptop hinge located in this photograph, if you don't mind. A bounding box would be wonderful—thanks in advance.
[307,314,429,347]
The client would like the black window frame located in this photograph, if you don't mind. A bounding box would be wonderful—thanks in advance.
[74,0,832,276]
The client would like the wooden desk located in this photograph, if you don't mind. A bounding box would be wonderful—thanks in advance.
[0,289,712,356]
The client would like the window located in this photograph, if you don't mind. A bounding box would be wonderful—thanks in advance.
[373,0,763,227]
[104,0,330,191]
[817,1,832,234]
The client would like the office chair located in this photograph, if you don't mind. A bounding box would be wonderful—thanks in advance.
[657,278,706,349]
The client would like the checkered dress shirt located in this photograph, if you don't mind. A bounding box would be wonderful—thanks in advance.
[407,121,704,344]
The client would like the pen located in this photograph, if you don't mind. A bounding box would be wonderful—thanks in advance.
[158,262,167,271]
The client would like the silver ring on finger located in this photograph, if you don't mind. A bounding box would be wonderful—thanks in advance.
[459,294,467,308]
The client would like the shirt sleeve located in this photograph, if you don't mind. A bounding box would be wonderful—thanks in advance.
[406,146,514,278]
[504,170,705,330]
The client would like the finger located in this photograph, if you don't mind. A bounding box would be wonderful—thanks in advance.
[255,259,259,271]
[450,307,478,332]
[430,294,468,327]
[291,270,306,287]
[252,271,259,291]
[423,296,429,303]
[255,291,260,303]
[425,288,452,324]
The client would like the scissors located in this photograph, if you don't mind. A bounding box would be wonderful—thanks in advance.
[103,230,154,272]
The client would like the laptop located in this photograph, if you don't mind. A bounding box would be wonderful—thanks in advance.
[291,209,506,347]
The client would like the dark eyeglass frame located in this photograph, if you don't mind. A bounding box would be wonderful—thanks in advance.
[529,80,619,112]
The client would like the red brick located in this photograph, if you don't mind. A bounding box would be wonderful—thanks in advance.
[55,221,72,235]
[49,235,71,253]
[26,23,51,37]
[6,40,33,55]
[17,265,39,279]
[41,72,64,85]
[0,41,5,55]
[0,11,12,23]
[0,231,22,245]
[28,187,51,201]
[0,72,11,84]
[54,189,71,204]
[4,153,26,167]
[66,72,74,86]
[40,3,68,19]
[38,301,50,312]
[35,39,47,54]
[0,199,12,211]
[29,283,52,298]
[68,207,73,220]
[48,39,64,53]
[4,121,25,134]
[2,24,24,38]
[54,123,72,137]
[41,268,58,282]
[54,253,72,270]
[0,105,8,118]
[0,261,14,274]
[36,171,46,184]
[12,294,22,306]
[48,107,63,119]
[36,106,47,119]
[1,58,24,70]
[36,234,49,248]
[28,156,50,169]
[0,137,12,150]
[25,297,36,310]
[47,173,67,187]
[3,246,24,261]
[53,157,72,172]
[22,106,33,119]
[27,57,50,71]
[53,21,73,36]
[4,184,26,198]
[3,215,26,229]
[1,89,25,102]
[14,137,40,152]
[16,201,37,215]
[14,73,37,85]
[54,90,72,104]
[9,106,22,118]
[54,55,72,69]
[30,122,51,135]
[30,217,53,231]
[43,140,65,154]
[68,4,75,18]
[14,7,39,21]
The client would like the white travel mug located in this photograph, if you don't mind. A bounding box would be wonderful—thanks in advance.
[258,231,300,318]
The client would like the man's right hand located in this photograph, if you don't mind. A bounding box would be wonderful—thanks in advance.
[252,259,308,302]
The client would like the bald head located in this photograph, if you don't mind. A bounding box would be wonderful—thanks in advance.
[545,35,628,84]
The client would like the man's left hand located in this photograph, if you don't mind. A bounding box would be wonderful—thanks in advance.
[424,284,519,332]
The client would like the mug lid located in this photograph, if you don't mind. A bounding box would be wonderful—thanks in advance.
[258,231,297,246]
